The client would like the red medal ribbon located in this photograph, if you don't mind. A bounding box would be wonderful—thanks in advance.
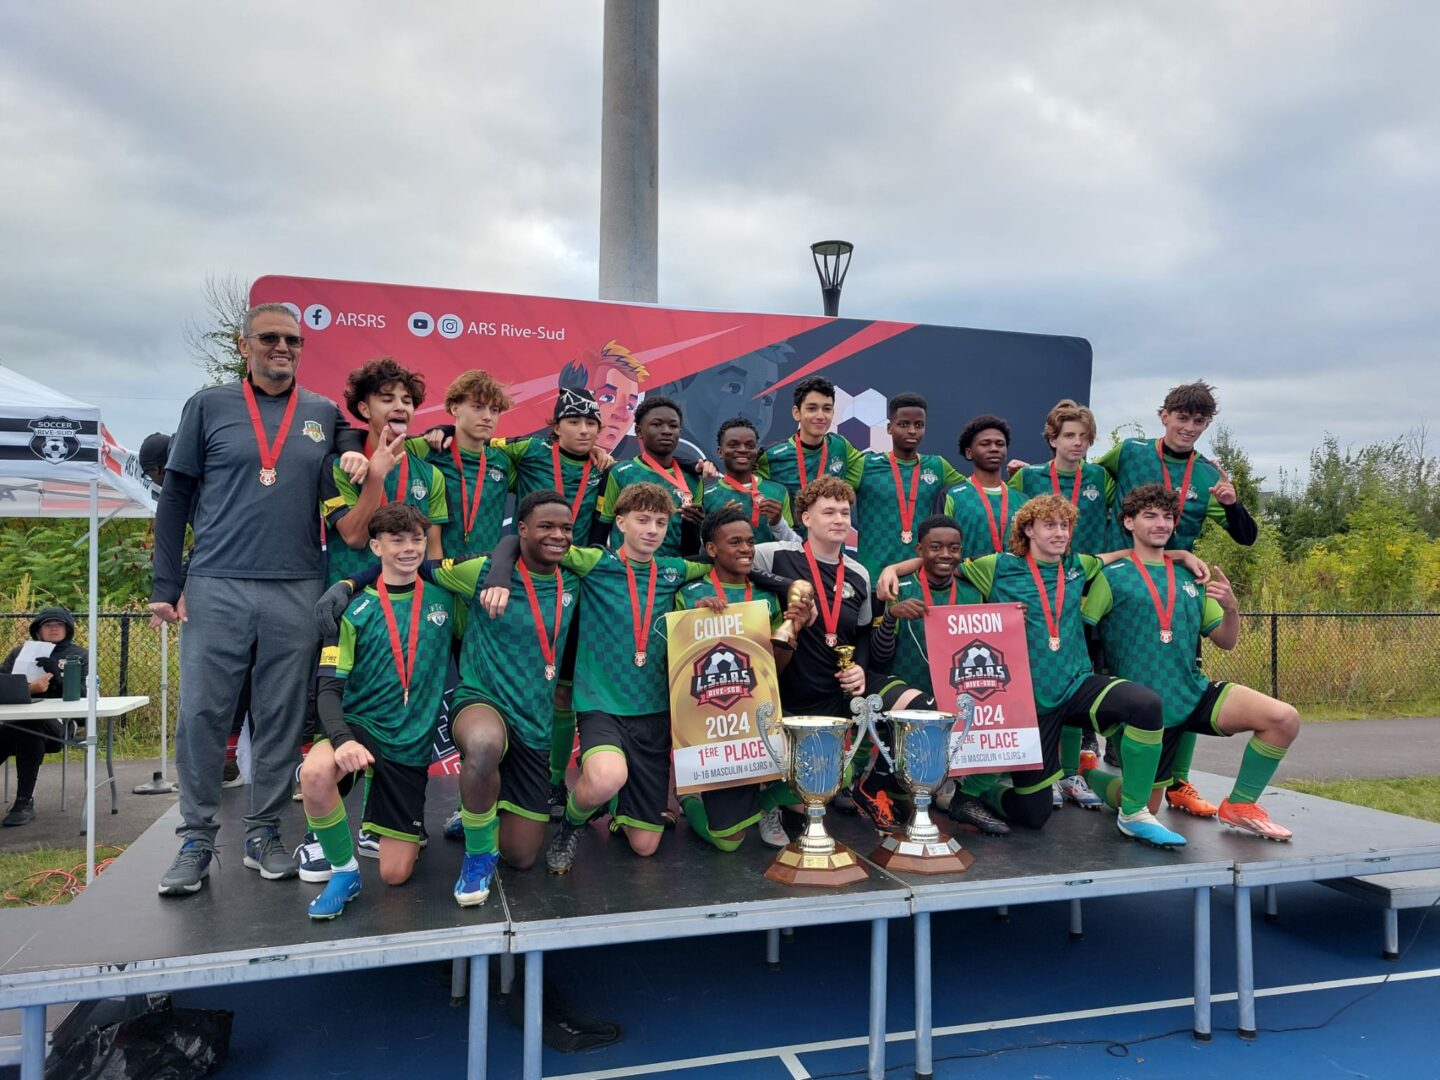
[1155,439,1197,513]
[1024,552,1066,652]
[518,560,565,679]
[918,574,958,608]
[794,434,829,490]
[619,550,658,666]
[451,442,486,540]
[641,451,693,506]
[1050,460,1082,507]
[241,379,299,485]
[721,475,762,527]
[969,475,1009,554]
[888,453,922,543]
[1129,552,1176,644]
[552,443,593,522]
[710,568,751,603]
[802,541,845,646]
[377,577,424,707]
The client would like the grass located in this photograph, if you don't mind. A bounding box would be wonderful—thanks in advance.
[1281,776,1440,824]
[0,844,125,909]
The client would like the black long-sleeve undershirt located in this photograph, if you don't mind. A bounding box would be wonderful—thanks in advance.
[1222,500,1258,546]
[150,470,198,605]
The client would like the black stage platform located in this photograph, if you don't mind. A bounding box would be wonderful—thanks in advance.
[5,771,1440,1080]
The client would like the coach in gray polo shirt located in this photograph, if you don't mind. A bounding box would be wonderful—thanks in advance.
[150,302,354,896]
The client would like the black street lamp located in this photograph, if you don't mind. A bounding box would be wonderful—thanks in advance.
[810,240,853,317]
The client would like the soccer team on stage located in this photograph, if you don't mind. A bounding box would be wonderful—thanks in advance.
[150,304,1301,921]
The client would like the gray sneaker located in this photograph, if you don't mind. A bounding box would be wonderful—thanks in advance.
[758,807,789,849]
[244,827,298,880]
[158,839,214,896]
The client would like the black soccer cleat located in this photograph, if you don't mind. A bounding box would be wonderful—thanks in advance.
[546,818,583,875]
[947,794,1011,836]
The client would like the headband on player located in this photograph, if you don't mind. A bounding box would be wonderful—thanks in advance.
[555,387,601,422]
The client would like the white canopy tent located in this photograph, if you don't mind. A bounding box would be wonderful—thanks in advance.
[0,366,159,881]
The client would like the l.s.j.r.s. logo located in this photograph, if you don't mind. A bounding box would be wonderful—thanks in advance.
[690,643,757,710]
[949,639,1011,701]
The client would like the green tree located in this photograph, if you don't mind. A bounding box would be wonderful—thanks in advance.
[184,273,251,386]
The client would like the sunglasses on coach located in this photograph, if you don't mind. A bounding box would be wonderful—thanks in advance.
[248,333,306,348]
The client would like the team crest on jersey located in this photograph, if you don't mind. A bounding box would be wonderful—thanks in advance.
[1064,567,1082,581]
[586,474,601,488]
[1182,582,1199,598]
[561,590,574,607]
[842,581,857,600]
[828,459,845,474]
[303,420,325,443]
[1081,484,1100,502]
[689,642,757,710]
[921,469,938,486]
[27,416,82,464]
[410,480,428,501]
[1185,488,1200,501]
[426,604,449,627]
[662,565,680,584]
[488,467,506,483]
[949,639,1011,701]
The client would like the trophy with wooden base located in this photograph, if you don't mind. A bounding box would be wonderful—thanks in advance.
[759,702,869,887]
[869,696,979,874]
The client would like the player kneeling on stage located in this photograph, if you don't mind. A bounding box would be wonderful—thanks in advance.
[301,504,457,920]
[1080,484,1300,840]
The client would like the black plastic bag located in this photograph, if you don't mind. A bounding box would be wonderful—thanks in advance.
[46,994,232,1079]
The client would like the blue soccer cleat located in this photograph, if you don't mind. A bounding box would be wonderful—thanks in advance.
[1117,808,1187,848]
[454,851,500,907]
[307,868,362,919]
[443,808,464,842]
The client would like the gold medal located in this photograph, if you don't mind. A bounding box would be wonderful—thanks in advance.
[544,663,557,681]
[680,492,693,508]
[1048,636,1062,651]
[901,530,913,544]
[259,467,277,486]
[634,651,647,667]
[1159,629,1174,644]
[824,633,838,647]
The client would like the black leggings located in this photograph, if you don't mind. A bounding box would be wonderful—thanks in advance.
[1000,677,1162,830]
[0,727,47,801]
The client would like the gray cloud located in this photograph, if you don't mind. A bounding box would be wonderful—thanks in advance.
[1,1,1435,488]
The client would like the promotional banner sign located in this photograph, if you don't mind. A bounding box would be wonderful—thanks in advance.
[251,276,1092,467]
[665,600,784,795]
[923,603,1042,775]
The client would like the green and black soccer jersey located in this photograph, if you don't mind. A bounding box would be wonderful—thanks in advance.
[943,480,1032,561]
[321,452,449,586]
[699,477,794,545]
[756,433,863,505]
[1096,439,1227,552]
[320,582,457,766]
[430,556,579,752]
[1009,463,1113,555]
[505,437,604,539]
[850,452,962,582]
[562,546,710,716]
[959,552,1102,714]
[879,573,983,694]
[675,576,785,632]
[597,459,703,557]
[407,436,514,559]
[1082,559,1226,728]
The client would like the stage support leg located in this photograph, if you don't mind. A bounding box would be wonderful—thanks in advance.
[1193,886,1212,1041]
[781,926,795,941]
[1069,899,1084,941]
[914,911,932,1080]
[21,1005,44,1080]
[765,928,781,970]
[499,951,516,996]
[1263,884,1278,923]
[522,951,544,1080]
[1234,884,1256,1039]
[867,918,887,1080]
[452,957,469,1002]
[467,955,488,1079]
[1383,909,1399,961]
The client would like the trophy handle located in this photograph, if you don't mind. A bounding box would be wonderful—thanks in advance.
[756,702,788,772]
[954,693,978,744]
[847,694,892,774]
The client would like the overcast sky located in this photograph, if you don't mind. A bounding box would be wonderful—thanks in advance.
[2,2,1435,486]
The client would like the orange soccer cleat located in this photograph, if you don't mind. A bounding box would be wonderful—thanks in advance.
[1165,781,1219,818]
[1218,799,1293,841]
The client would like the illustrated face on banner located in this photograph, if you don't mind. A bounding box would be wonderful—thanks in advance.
[669,346,784,451]
[594,360,642,451]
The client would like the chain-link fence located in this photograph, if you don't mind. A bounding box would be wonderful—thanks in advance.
[1203,612,1440,714]
[0,614,175,747]
[3,611,1437,742]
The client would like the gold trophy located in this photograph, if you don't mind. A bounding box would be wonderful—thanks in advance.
[759,695,869,886]
[868,695,979,874]
[771,580,815,648]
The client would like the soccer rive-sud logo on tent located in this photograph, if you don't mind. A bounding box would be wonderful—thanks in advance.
[27,416,82,465]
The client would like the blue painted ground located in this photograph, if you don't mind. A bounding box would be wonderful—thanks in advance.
[148,872,1437,1079]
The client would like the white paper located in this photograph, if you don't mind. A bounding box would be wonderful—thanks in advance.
[12,641,55,683]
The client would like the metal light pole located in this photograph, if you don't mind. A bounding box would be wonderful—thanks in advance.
[599,0,659,303]
[811,240,854,316]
